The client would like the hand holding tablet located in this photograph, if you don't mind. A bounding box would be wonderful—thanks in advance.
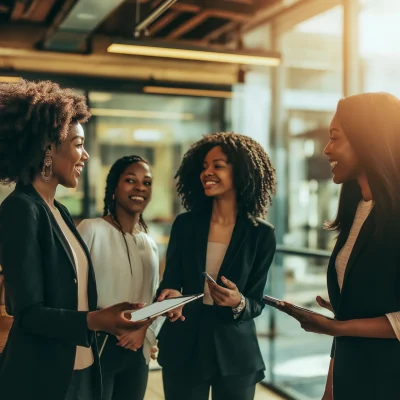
[128,294,204,322]
[263,295,335,320]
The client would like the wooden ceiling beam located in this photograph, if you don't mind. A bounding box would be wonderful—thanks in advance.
[201,21,238,44]
[167,11,209,40]
[207,9,251,22]
[23,0,56,22]
[171,3,201,13]
[11,1,25,20]
[148,10,180,36]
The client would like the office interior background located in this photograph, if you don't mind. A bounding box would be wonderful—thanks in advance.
[0,0,399,398]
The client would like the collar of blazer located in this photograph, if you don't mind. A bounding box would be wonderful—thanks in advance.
[327,209,375,317]
[15,182,82,277]
[192,210,252,284]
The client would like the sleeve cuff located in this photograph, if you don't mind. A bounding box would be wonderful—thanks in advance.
[386,312,400,341]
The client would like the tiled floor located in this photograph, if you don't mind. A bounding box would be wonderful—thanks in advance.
[144,370,285,400]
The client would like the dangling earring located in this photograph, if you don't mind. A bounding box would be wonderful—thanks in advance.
[41,149,53,182]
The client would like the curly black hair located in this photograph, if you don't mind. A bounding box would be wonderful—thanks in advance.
[0,80,90,184]
[103,155,150,233]
[175,132,276,221]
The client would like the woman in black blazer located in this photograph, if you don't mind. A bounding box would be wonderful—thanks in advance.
[157,132,277,400]
[279,93,400,400]
[0,80,152,400]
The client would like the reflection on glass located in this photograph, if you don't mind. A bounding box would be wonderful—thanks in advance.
[258,6,344,399]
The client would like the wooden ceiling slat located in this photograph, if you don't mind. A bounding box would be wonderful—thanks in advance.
[207,10,251,22]
[167,11,209,40]
[166,11,209,40]
[201,21,238,43]
[172,3,201,13]
[148,10,181,36]
[11,1,25,20]
[24,0,57,22]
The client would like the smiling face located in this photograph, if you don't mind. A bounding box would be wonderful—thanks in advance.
[50,122,89,188]
[114,161,153,216]
[200,145,235,198]
[323,113,362,184]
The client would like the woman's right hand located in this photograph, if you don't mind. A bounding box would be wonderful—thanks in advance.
[316,296,334,313]
[87,302,153,336]
[157,289,185,322]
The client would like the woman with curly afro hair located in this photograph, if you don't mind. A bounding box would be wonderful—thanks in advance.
[0,80,151,400]
[156,132,277,400]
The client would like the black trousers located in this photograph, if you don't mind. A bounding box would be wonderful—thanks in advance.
[65,366,95,400]
[162,368,257,400]
[100,334,149,400]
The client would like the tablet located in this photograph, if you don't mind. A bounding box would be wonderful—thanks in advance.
[263,295,335,320]
[128,294,204,322]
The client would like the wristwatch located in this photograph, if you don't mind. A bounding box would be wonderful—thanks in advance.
[232,293,246,314]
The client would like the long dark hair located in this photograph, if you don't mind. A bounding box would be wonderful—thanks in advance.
[326,92,400,235]
[103,155,150,233]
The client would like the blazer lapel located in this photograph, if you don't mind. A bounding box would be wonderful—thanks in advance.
[218,213,250,280]
[50,215,77,277]
[327,233,346,313]
[15,183,77,277]
[338,210,375,309]
[194,212,210,280]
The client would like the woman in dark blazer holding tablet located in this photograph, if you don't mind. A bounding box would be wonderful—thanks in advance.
[279,93,400,400]
[157,132,277,400]
[0,80,151,400]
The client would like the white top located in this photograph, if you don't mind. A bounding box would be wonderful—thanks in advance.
[50,208,94,370]
[203,242,228,305]
[335,200,400,341]
[77,218,164,364]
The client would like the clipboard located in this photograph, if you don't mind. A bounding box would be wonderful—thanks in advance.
[263,295,335,320]
[128,294,204,322]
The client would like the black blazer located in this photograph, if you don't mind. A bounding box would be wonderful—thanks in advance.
[328,209,400,400]
[157,211,276,376]
[0,183,101,400]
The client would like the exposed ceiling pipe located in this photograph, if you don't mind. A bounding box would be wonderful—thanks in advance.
[42,0,126,52]
[134,0,178,37]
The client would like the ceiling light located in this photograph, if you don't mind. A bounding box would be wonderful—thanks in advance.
[133,129,164,142]
[0,68,22,83]
[91,108,194,120]
[143,86,232,98]
[0,76,22,83]
[89,92,112,102]
[107,42,281,67]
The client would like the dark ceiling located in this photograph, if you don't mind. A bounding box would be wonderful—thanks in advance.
[0,0,282,51]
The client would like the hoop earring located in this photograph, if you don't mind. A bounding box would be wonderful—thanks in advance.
[41,149,53,182]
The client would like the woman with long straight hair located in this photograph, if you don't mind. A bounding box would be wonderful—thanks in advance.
[78,155,162,400]
[279,93,400,400]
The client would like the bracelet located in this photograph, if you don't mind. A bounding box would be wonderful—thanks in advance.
[232,293,245,314]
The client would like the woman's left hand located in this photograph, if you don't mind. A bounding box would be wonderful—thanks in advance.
[116,326,147,351]
[278,302,338,336]
[208,276,242,308]
[150,345,158,360]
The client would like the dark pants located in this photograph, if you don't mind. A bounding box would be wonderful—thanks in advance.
[65,366,95,400]
[162,368,257,400]
[100,334,149,400]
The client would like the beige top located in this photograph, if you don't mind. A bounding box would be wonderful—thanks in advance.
[335,200,374,290]
[51,208,94,370]
[203,242,228,305]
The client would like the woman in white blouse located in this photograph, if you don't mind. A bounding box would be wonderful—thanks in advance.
[78,155,162,400]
